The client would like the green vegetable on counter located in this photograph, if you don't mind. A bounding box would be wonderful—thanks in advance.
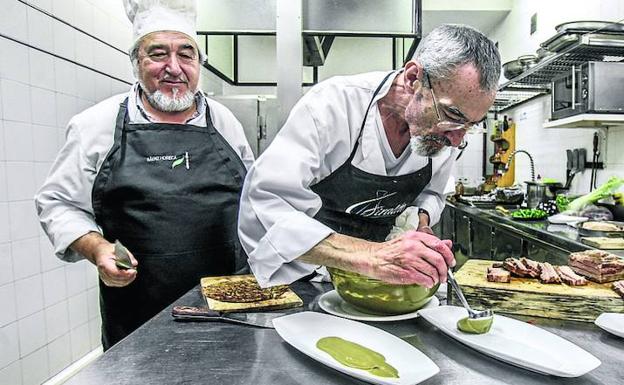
[567,176,624,213]
[556,194,571,212]
[511,208,547,219]
[457,316,494,334]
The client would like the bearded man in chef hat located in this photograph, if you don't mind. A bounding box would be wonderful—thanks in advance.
[36,0,253,350]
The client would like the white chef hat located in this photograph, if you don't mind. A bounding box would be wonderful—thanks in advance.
[123,0,199,47]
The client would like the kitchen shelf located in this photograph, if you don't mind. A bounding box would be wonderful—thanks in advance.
[493,31,624,112]
[543,113,624,128]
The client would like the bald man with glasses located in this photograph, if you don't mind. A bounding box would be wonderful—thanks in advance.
[238,24,500,288]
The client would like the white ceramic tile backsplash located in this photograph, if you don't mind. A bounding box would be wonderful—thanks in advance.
[0,283,17,327]
[1,80,32,123]
[75,33,95,71]
[47,333,72,376]
[70,323,90,361]
[17,310,46,357]
[29,49,56,92]
[0,0,133,381]
[0,322,20,369]
[27,7,54,52]
[6,162,36,201]
[65,261,88,297]
[0,162,6,201]
[14,275,44,319]
[42,267,67,307]
[0,1,29,42]
[33,124,59,162]
[30,87,57,127]
[0,39,30,84]
[9,201,40,240]
[52,0,76,25]
[44,300,69,342]
[3,121,34,162]
[0,203,9,243]
[54,58,77,96]
[68,292,88,329]
[55,92,78,128]
[0,360,22,385]
[11,237,40,281]
[20,346,49,385]
[0,243,13,286]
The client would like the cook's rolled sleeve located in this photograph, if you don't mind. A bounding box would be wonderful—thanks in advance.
[35,120,101,262]
[238,100,336,287]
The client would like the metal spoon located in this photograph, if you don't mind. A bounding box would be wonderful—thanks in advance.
[447,269,492,319]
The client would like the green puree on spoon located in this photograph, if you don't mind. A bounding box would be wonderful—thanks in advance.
[457,316,494,334]
[316,337,399,378]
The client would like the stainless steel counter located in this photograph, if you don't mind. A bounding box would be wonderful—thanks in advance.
[66,282,623,385]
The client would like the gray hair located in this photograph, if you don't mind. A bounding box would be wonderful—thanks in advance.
[128,37,207,79]
[414,24,501,92]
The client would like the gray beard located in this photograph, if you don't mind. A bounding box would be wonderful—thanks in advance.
[410,134,451,157]
[141,83,195,112]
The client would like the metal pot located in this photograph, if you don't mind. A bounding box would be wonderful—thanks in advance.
[536,47,554,62]
[502,59,524,80]
[524,182,548,208]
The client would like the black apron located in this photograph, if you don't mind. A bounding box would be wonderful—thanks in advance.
[92,99,248,350]
[311,71,433,242]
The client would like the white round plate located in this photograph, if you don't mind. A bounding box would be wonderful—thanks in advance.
[318,290,439,322]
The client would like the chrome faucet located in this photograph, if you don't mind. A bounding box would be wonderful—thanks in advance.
[505,149,535,182]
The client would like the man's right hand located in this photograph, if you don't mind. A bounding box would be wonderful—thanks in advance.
[364,230,455,288]
[70,232,138,287]
[93,243,138,287]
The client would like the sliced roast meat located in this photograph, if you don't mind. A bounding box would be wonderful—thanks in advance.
[555,265,588,286]
[569,250,624,283]
[539,262,562,284]
[613,280,624,299]
[520,257,541,278]
[503,258,533,277]
[487,267,511,283]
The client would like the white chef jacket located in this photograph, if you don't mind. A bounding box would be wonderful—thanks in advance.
[36,84,255,262]
[238,71,458,287]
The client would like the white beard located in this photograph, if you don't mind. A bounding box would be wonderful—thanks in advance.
[410,134,450,157]
[141,83,195,112]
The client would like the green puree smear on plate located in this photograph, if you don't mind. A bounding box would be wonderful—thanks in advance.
[316,337,399,378]
[457,316,493,334]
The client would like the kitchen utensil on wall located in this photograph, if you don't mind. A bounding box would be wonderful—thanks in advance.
[590,132,600,190]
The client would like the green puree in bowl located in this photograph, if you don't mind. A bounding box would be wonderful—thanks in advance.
[316,337,399,378]
[457,316,493,334]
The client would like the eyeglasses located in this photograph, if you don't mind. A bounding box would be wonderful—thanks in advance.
[424,72,483,132]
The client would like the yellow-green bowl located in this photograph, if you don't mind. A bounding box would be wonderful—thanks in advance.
[327,267,439,315]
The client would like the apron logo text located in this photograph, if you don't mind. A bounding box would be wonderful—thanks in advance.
[345,191,408,218]
[146,152,190,170]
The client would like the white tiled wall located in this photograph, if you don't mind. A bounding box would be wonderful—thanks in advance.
[0,1,143,384]
[455,1,624,194]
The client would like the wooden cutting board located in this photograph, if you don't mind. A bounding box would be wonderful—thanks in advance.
[452,259,624,322]
[200,274,303,312]
[581,236,624,249]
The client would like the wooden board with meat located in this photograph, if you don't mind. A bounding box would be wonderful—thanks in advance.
[201,274,303,312]
[452,259,624,322]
